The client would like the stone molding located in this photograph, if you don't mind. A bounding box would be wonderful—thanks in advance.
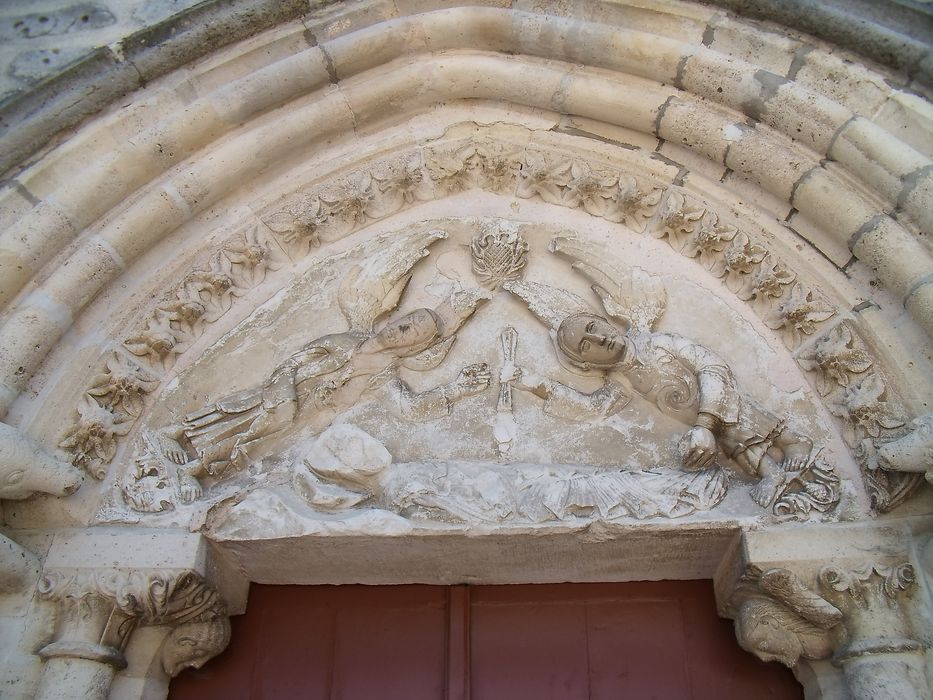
[48,130,922,510]
[1,0,928,177]
[1,2,931,426]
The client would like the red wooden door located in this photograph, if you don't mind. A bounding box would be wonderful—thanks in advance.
[170,582,802,700]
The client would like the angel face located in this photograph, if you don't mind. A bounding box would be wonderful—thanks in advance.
[557,313,628,368]
[374,308,440,350]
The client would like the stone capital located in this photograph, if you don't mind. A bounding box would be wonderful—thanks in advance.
[37,566,230,674]
[715,522,931,700]
[33,529,245,699]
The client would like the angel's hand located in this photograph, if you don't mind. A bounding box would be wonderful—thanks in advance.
[450,363,491,399]
[508,368,550,398]
[679,426,718,470]
[499,363,520,384]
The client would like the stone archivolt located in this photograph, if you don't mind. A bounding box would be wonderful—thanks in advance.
[1,2,931,426]
[50,128,921,513]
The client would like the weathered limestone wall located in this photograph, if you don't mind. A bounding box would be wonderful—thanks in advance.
[0,1,930,699]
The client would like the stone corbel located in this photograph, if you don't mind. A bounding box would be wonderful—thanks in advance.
[0,422,82,500]
[32,529,245,700]
[716,524,931,700]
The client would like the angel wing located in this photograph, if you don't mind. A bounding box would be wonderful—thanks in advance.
[503,280,592,332]
[338,229,447,333]
[549,236,667,332]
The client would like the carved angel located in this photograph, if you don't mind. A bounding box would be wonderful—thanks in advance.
[504,236,813,507]
[150,229,492,504]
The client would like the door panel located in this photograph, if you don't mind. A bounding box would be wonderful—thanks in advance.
[170,582,802,700]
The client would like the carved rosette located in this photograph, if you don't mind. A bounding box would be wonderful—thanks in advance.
[425,137,520,194]
[470,230,529,289]
[61,224,285,479]
[56,127,888,508]
[652,190,705,251]
[682,213,736,268]
[795,321,920,512]
[38,569,229,677]
[765,283,835,348]
[797,323,873,396]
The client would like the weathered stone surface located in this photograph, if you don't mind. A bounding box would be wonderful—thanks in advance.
[0,2,931,699]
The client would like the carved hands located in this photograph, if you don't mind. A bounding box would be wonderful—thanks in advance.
[447,363,492,401]
[500,366,550,400]
[679,425,718,470]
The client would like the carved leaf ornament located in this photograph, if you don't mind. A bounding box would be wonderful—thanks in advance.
[56,131,908,514]
[471,231,529,289]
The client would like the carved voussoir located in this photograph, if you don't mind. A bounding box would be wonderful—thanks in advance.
[796,320,925,511]
[60,224,286,480]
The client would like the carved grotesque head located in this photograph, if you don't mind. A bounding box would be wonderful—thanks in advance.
[556,313,629,369]
[160,617,231,677]
[374,308,440,351]
[0,424,82,500]
[734,598,831,668]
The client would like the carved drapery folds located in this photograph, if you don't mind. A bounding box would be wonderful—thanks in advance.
[52,127,925,514]
[37,569,229,682]
[109,223,848,526]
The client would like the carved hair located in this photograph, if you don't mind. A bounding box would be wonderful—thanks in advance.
[734,597,833,667]
[555,312,630,371]
[160,617,231,677]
